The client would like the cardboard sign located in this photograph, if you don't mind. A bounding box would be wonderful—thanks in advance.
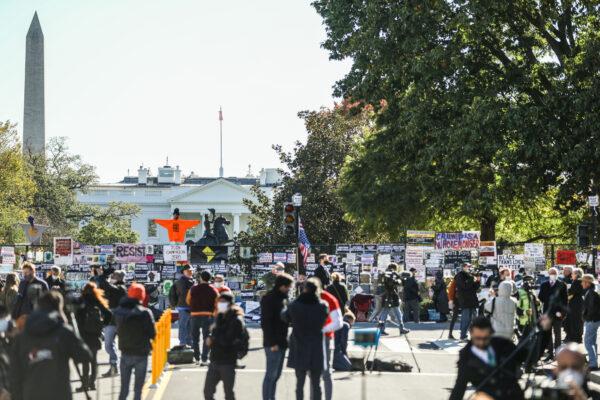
[258,253,273,263]
[163,245,188,263]
[556,250,577,265]
[479,241,497,257]
[497,254,525,270]
[54,237,73,266]
[406,230,436,246]
[114,244,146,263]
[524,243,544,258]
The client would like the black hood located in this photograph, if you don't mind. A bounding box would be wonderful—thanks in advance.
[25,310,62,336]
[114,297,146,321]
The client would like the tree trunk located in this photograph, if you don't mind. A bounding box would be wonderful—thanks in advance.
[480,216,497,241]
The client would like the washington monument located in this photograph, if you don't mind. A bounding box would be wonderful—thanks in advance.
[23,12,45,154]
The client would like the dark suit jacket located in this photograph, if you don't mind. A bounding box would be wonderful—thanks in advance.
[538,280,568,315]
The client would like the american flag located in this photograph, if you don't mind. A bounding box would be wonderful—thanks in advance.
[298,218,311,267]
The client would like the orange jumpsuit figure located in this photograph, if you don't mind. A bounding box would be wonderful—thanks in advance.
[154,208,199,243]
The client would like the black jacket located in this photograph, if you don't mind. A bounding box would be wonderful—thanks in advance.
[583,286,600,322]
[10,310,91,400]
[402,276,420,301]
[98,275,127,324]
[208,306,246,365]
[326,281,349,308]
[260,289,289,348]
[284,292,328,372]
[313,264,331,288]
[450,337,527,400]
[44,275,65,293]
[114,297,156,356]
[169,276,194,309]
[75,295,112,351]
[12,277,49,319]
[538,280,568,316]
[382,271,402,308]
[454,271,480,309]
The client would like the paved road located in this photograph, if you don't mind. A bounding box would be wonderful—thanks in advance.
[73,321,461,400]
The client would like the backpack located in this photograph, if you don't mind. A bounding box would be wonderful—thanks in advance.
[82,305,104,335]
[236,323,250,360]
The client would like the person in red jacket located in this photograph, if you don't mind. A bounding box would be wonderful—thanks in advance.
[213,274,231,294]
[187,270,218,365]
[319,281,343,400]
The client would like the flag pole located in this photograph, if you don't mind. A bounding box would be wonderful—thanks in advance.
[219,106,224,178]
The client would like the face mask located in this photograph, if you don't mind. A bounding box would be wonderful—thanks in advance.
[549,275,557,282]
[217,302,229,314]
[0,319,10,333]
[557,368,584,389]
[110,278,118,284]
[214,282,223,288]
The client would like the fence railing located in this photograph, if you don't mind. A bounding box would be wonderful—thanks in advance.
[150,309,171,387]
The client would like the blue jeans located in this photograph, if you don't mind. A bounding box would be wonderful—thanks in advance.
[119,354,148,400]
[321,337,332,400]
[460,308,475,339]
[379,306,406,331]
[585,321,600,367]
[177,308,192,346]
[191,316,213,362]
[104,325,118,367]
[262,347,286,400]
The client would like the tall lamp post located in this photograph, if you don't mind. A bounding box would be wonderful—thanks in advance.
[292,192,303,276]
[590,194,599,273]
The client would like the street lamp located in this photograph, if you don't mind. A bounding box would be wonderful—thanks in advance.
[292,193,302,276]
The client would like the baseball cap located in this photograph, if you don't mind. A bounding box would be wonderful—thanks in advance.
[128,283,146,302]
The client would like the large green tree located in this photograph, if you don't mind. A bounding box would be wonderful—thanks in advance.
[240,105,370,251]
[77,202,140,245]
[313,0,600,240]
[0,122,35,243]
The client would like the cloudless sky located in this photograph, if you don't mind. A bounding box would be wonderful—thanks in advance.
[0,0,349,182]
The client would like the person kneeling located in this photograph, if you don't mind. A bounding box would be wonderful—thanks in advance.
[204,292,248,400]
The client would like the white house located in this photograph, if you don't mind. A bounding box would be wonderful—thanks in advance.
[77,164,282,243]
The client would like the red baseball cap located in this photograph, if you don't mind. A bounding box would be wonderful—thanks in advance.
[128,283,146,302]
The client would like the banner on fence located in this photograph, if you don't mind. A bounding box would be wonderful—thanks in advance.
[556,250,577,265]
[54,237,73,266]
[479,241,497,257]
[435,231,480,250]
[114,244,146,263]
[406,231,436,247]
[497,254,525,270]
[524,243,545,258]
[163,245,187,263]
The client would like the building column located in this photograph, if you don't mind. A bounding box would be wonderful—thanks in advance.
[233,213,241,234]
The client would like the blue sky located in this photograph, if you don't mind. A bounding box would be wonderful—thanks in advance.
[0,0,349,182]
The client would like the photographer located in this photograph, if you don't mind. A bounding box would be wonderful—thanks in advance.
[454,263,481,340]
[378,264,409,335]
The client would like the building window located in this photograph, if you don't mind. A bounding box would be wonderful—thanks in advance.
[147,220,158,238]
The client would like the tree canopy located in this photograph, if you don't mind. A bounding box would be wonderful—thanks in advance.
[313,0,600,240]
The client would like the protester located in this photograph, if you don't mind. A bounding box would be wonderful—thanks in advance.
[326,272,349,310]
[314,254,331,288]
[447,276,461,339]
[10,290,92,400]
[170,264,194,346]
[0,273,18,316]
[498,267,517,295]
[98,268,127,377]
[402,268,421,323]
[432,270,449,322]
[320,279,343,400]
[204,292,248,400]
[378,264,409,335]
[582,274,600,371]
[213,274,231,294]
[0,306,14,400]
[45,266,66,293]
[187,270,218,365]
[562,266,574,285]
[333,311,355,371]
[75,282,112,392]
[114,283,156,400]
[283,278,329,400]
[12,262,48,319]
[565,268,584,343]
[516,275,539,339]
[449,316,528,400]
[454,263,480,340]
[514,267,526,283]
[261,273,293,400]
[263,263,285,291]
[539,267,568,360]
[485,281,517,340]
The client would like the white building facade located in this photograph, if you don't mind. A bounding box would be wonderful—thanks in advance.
[77,164,281,243]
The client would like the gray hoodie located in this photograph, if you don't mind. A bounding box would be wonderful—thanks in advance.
[485,281,517,340]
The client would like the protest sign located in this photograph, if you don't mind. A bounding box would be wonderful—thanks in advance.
[524,243,545,258]
[435,231,480,250]
[479,241,497,257]
[54,237,73,266]
[258,253,273,263]
[497,254,525,270]
[163,245,187,263]
[114,244,146,263]
[406,245,426,281]
[556,250,577,265]
[406,231,436,246]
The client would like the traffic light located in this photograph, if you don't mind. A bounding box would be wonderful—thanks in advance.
[283,202,296,236]
[577,223,590,247]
